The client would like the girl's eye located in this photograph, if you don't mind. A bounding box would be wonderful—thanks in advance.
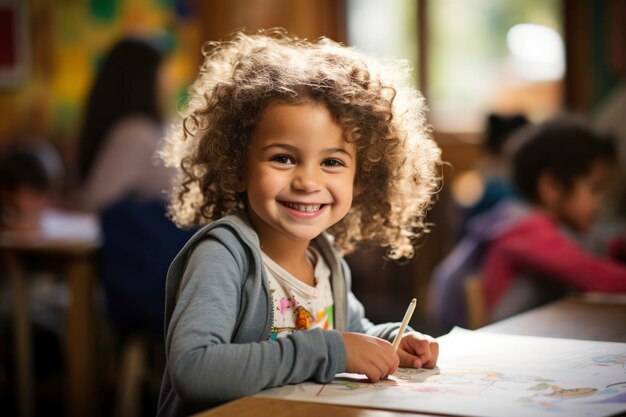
[322,159,345,168]
[270,154,295,165]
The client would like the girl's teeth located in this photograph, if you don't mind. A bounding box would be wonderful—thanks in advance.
[284,202,321,212]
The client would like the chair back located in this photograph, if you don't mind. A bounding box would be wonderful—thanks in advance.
[464,275,487,329]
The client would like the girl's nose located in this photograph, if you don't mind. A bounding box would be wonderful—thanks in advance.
[292,166,322,192]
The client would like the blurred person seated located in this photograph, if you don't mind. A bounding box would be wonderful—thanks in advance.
[0,142,98,242]
[457,113,529,237]
[77,37,174,213]
[431,117,626,333]
[76,36,195,416]
[77,36,197,330]
[0,144,68,409]
[0,145,58,232]
[0,149,50,232]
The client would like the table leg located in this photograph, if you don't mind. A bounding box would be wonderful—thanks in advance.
[65,255,97,417]
[6,252,34,417]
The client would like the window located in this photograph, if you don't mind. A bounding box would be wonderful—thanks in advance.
[347,0,419,84]
[346,0,564,133]
[428,0,563,132]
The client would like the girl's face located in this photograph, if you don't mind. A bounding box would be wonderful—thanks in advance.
[555,160,611,232]
[241,101,357,249]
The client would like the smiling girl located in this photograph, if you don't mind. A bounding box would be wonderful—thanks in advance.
[157,29,442,417]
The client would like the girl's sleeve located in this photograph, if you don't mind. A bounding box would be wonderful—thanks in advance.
[496,219,626,291]
[166,239,346,404]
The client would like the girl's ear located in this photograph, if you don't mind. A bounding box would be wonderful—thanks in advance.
[353,184,364,197]
[537,171,563,211]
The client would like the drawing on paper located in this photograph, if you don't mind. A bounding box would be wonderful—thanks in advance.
[257,328,626,417]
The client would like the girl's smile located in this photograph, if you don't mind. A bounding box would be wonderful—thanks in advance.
[279,200,328,219]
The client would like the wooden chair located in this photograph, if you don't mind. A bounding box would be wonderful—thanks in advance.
[113,335,147,417]
[464,275,488,329]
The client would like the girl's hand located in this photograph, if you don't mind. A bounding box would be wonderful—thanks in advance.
[397,332,439,369]
[341,332,399,381]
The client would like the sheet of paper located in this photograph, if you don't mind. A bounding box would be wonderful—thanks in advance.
[256,328,626,417]
[40,210,100,241]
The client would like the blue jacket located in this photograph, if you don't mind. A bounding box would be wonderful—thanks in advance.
[157,214,405,417]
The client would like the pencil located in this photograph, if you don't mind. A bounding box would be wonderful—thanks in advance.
[392,298,417,352]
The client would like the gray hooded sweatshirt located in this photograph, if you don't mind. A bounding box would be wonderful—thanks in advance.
[157,214,405,417]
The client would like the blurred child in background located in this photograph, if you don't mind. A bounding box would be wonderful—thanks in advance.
[77,37,173,212]
[458,113,529,237]
[0,145,60,232]
[77,36,196,338]
[432,117,626,332]
[76,37,195,415]
[0,144,67,411]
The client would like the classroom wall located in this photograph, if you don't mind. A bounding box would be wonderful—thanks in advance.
[195,0,347,44]
[0,0,202,176]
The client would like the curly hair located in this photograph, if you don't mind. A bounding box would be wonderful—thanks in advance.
[160,29,441,260]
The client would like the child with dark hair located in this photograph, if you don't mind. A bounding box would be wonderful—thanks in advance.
[77,37,172,211]
[0,148,52,231]
[432,117,626,332]
[459,113,530,236]
[512,120,615,215]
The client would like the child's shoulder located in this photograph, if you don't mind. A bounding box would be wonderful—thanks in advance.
[168,214,259,279]
[499,206,568,244]
[191,213,259,248]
